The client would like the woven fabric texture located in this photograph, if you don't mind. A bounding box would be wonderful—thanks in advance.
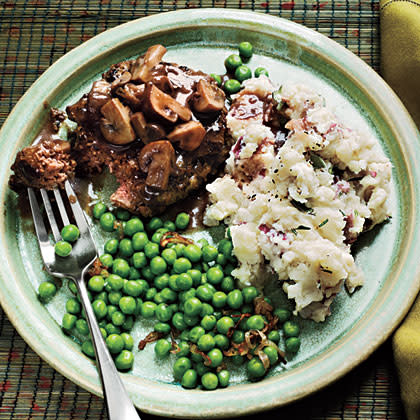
[0,0,404,418]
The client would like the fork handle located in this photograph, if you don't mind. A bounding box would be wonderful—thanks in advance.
[75,272,142,420]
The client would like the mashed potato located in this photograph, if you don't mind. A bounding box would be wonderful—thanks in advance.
[204,77,391,322]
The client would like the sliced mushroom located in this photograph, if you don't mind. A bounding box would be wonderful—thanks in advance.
[100,98,136,145]
[192,79,225,113]
[103,61,132,87]
[88,80,112,115]
[138,140,175,190]
[131,44,167,83]
[167,121,206,151]
[131,112,167,144]
[115,83,145,109]
[131,112,147,138]
[143,83,192,123]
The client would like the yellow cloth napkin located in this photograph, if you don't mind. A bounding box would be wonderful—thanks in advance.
[381,0,420,127]
[381,1,420,418]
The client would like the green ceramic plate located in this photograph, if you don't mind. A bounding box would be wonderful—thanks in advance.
[1,9,420,418]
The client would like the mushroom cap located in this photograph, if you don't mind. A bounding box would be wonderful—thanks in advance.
[167,121,206,152]
[99,98,136,145]
[192,79,225,113]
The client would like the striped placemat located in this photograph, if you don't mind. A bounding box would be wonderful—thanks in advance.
[0,1,404,418]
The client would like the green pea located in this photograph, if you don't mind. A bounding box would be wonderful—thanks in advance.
[144,242,159,259]
[242,286,259,303]
[173,357,192,381]
[212,291,227,309]
[247,315,265,330]
[168,274,179,291]
[176,273,193,291]
[151,231,165,244]
[247,357,266,379]
[216,253,227,266]
[92,299,107,319]
[132,252,147,269]
[115,349,134,371]
[274,308,291,323]
[234,65,252,82]
[174,258,192,274]
[200,303,214,317]
[55,240,72,257]
[197,334,215,352]
[202,245,218,262]
[184,297,203,317]
[183,314,199,327]
[108,291,122,306]
[210,73,222,86]
[224,264,235,276]
[173,244,186,257]
[238,41,253,58]
[216,316,234,335]
[105,322,120,335]
[153,273,168,290]
[181,369,198,389]
[223,79,241,94]
[172,312,187,331]
[68,280,78,295]
[111,311,126,326]
[61,224,80,242]
[38,281,57,302]
[232,355,245,366]
[285,337,301,353]
[187,269,202,286]
[128,266,140,280]
[150,256,167,275]
[145,287,157,301]
[214,334,229,350]
[195,361,210,377]
[196,285,213,302]
[88,275,104,293]
[226,289,243,309]
[179,330,191,342]
[124,217,144,236]
[154,338,172,358]
[263,346,279,365]
[153,292,165,305]
[76,319,89,336]
[254,67,269,77]
[154,322,171,335]
[224,54,243,71]
[189,326,205,343]
[112,258,130,278]
[163,220,176,231]
[231,330,245,344]
[183,244,202,263]
[141,301,157,318]
[99,212,116,232]
[283,321,300,337]
[99,253,113,267]
[200,372,218,390]
[161,248,177,266]
[62,313,76,330]
[267,330,280,343]
[119,238,133,257]
[207,348,223,368]
[173,342,189,359]
[160,287,177,303]
[92,202,107,219]
[156,303,173,322]
[107,305,118,320]
[119,296,136,315]
[82,340,95,358]
[132,232,148,251]
[220,276,234,293]
[217,370,230,388]
[105,333,124,354]
[147,217,163,231]
[207,267,224,285]
[141,266,154,281]
[175,212,190,230]
[199,314,215,331]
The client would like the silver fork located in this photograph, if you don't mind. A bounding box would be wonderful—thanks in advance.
[28,180,141,420]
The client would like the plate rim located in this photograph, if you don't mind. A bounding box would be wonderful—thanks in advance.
[1,8,420,418]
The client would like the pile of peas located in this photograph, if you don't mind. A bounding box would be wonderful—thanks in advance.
[210,41,270,95]
[49,201,301,389]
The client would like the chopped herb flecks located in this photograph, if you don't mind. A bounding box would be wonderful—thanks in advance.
[318,219,329,228]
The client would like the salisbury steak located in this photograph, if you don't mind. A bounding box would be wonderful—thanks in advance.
[67,44,233,216]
